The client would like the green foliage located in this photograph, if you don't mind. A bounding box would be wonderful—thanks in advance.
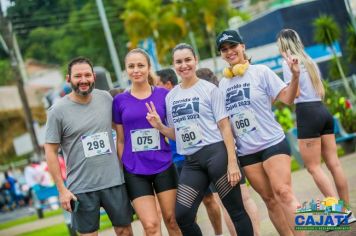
[274,103,294,132]
[313,15,356,103]
[324,82,356,133]
[5,0,252,70]
[346,24,356,64]
[6,0,128,82]
[0,59,14,85]
[25,27,63,63]
[122,0,186,64]
[291,158,300,172]
[313,15,340,46]
[327,57,349,81]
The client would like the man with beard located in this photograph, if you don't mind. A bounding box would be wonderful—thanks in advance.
[44,57,133,236]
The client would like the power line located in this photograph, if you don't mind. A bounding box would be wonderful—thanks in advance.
[12,17,123,34]
[8,9,120,23]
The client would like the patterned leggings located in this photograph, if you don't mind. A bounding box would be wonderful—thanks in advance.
[176,141,253,236]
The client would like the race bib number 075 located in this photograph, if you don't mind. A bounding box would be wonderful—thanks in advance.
[130,128,161,152]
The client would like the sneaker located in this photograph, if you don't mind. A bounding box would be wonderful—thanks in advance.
[347,213,356,224]
[338,210,356,225]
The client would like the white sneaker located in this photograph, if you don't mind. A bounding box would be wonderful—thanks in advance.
[347,212,356,224]
[338,210,356,225]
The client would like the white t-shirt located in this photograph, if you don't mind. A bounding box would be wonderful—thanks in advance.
[282,60,322,104]
[166,79,228,155]
[24,164,44,187]
[219,64,286,156]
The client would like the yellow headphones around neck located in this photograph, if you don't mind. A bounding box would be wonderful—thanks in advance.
[223,61,249,79]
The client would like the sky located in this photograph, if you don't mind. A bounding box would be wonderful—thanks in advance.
[0,0,11,15]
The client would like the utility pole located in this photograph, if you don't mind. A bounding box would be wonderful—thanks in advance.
[0,3,42,160]
[344,0,356,32]
[96,0,126,88]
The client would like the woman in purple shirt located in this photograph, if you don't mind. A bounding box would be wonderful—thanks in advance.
[113,48,181,236]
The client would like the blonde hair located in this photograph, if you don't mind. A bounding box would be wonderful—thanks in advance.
[277,29,325,98]
[125,48,156,86]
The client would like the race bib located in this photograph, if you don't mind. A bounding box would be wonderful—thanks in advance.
[130,128,161,152]
[81,132,112,158]
[230,109,258,137]
[177,123,203,149]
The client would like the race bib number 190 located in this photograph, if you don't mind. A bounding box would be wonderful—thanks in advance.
[81,132,112,158]
[177,123,203,149]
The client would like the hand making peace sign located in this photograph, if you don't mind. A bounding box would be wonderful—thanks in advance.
[282,49,300,77]
[146,101,163,129]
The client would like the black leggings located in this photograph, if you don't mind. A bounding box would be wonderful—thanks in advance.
[176,141,253,236]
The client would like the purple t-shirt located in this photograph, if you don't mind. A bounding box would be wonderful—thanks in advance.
[112,87,172,175]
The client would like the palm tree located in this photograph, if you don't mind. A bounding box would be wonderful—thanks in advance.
[122,0,186,64]
[193,0,229,73]
[313,15,356,103]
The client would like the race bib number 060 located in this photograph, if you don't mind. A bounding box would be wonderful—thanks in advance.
[130,128,161,152]
[81,132,112,158]
[231,109,258,137]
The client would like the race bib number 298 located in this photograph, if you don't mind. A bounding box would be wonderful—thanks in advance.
[81,132,112,158]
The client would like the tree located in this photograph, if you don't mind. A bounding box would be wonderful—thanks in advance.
[0,59,15,85]
[194,0,229,72]
[6,0,128,81]
[181,0,250,71]
[346,24,356,64]
[313,15,356,103]
[122,0,186,64]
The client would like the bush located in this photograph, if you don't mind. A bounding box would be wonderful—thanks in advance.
[324,82,356,133]
[274,102,294,132]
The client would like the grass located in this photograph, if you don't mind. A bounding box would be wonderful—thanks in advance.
[19,214,112,236]
[0,209,63,230]
[19,224,68,236]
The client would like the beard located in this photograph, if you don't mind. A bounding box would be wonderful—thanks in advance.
[70,81,95,96]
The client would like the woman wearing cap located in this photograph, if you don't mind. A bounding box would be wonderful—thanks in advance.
[216,29,304,236]
[146,43,254,236]
[277,28,355,224]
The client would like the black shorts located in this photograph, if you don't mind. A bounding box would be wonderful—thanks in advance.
[124,164,178,200]
[72,185,132,234]
[296,101,334,139]
[238,138,291,167]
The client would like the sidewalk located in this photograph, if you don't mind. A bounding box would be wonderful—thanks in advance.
[1,152,356,236]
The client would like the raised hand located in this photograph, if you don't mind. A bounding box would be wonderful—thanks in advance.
[146,101,163,129]
[282,49,300,77]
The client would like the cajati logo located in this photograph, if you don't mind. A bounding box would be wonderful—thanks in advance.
[294,197,351,231]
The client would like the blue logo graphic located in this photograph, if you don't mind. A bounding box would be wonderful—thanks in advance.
[172,101,199,118]
[295,197,350,231]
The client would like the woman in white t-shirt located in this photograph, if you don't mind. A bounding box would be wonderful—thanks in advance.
[277,28,354,223]
[216,29,303,236]
[146,43,253,236]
